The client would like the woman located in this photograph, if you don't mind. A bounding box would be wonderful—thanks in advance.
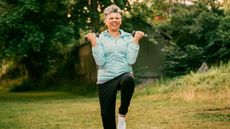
[85,4,144,129]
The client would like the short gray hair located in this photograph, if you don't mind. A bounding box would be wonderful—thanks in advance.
[103,4,122,16]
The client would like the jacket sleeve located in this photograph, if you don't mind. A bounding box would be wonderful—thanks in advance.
[92,39,105,66]
[127,41,140,65]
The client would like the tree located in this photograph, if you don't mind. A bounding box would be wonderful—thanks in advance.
[69,0,131,34]
[223,0,230,11]
[0,0,74,81]
[160,0,230,77]
[1,0,160,86]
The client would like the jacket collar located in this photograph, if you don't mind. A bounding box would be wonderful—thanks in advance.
[101,29,130,38]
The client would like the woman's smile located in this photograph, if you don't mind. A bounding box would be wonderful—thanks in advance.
[105,13,122,32]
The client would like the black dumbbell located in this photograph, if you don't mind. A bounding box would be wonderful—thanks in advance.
[132,31,148,37]
[84,32,100,41]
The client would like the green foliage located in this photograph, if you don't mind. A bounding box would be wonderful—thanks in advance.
[215,15,230,60]
[161,44,190,76]
[69,0,130,33]
[150,0,170,17]
[0,0,75,80]
[160,0,230,77]
[0,0,136,90]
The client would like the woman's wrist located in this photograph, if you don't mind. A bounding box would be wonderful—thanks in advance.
[133,38,139,44]
[91,41,97,47]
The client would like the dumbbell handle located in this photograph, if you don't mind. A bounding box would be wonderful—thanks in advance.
[132,31,148,37]
[84,32,100,41]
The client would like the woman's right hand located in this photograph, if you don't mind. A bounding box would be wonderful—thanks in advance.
[133,31,145,44]
[85,33,97,47]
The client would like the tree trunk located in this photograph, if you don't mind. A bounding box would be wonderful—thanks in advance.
[89,0,100,32]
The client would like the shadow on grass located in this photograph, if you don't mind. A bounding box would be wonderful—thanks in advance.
[0,77,98,103]
[0,89,100,105]
[193,107,230,122]
[0,92,79,102]
[194,112,230,122]
[9,78,98,98]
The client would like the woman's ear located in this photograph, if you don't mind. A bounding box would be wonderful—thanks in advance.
[104,19,107,26]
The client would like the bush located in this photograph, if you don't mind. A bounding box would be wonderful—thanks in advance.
[160,1,230,77]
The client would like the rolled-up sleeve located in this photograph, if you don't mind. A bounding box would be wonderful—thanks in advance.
[92,39,105,66]
[127,41,140,65]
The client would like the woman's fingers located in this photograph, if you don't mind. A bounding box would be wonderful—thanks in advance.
[85,33,97,47]
[135,31,145,39]
[133,31,145,43]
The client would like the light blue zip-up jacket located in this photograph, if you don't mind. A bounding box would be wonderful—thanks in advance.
[92,29,140,84]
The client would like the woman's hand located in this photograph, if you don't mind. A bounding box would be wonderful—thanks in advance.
[133,31,145,44]
[85,33,97,47]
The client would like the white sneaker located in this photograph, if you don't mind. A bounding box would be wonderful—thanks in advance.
[117,115,126,129]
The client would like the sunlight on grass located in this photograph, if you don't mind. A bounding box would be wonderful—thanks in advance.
[1,91,229,129]
[135,62,230,103]
[1,62,230,129]
[0,92,102,129]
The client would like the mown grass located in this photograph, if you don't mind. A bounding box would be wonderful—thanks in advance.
[0,92,101,129]
[0,62,230,129]
[0,91,229,129]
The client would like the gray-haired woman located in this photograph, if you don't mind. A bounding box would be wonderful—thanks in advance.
[85,4,144,129]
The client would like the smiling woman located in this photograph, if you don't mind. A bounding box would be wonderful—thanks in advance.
[104,5,122,37]
[85,4,145,129]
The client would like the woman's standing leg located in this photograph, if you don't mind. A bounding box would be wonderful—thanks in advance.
[98,80,119,129]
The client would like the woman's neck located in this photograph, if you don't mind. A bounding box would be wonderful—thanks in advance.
[108,30,120,38]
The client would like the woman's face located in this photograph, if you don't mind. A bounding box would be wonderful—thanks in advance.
[104,13,122,32]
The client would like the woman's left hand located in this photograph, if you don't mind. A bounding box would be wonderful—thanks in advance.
[133,31,145,44]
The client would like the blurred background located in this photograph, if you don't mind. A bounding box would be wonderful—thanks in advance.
[0,0,229,92]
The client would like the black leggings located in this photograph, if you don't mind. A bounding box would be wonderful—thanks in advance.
[98,73,135,129]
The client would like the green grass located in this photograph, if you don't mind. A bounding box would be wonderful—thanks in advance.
[0,91,229,129]
[0,62,230,129]
[0,92,101,129]
[135,62,230,102]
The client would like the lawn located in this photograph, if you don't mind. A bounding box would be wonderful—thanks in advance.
[0,92,101,129]
[0,91,229,129]
[1,62,230,129]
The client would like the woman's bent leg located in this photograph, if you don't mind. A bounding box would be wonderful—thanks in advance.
[119,73,135,115]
